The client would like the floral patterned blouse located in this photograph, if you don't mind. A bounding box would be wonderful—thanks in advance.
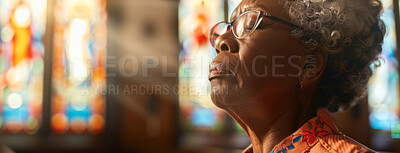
[242,112,375,153]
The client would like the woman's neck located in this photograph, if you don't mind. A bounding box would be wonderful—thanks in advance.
[226,92,316,153]
[248,104,309,153]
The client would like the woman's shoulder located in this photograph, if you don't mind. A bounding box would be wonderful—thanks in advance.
[313,134,376,153]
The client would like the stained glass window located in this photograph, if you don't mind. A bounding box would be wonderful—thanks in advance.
[367,0,399,146]
[388,0,400,139]
[179,0,225,134]
[0,0,47,134]
[51,0,107,134]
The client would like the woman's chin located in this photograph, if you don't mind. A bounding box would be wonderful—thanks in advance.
[210,78,240,109]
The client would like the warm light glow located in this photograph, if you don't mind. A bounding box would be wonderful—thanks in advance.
[65,18,90,83]
[7,92,23,109]
[368,60,389,108]
[13,5,31,28]
[70,63,89,82]
[89,114,104,134]
[65,19,87,61]
[51,0,107,134]
[70,18,88,36]
[6,121,23,133]
[381,0,393,9]
[6,68,22,86]
[1,26,14,42]
[52,113,68,134]
[91,96,104,114]
[70,118,86,133]
[6,62,29,88]
[66,19,87,57]
[0,0,46,134]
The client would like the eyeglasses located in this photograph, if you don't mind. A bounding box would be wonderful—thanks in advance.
[209,10,299,47]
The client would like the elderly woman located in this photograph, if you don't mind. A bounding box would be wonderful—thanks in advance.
[208,0,384,152]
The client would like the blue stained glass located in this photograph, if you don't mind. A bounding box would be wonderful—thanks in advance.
[3,105,29,122]
[192,107,216,127]
[67,105,90,122]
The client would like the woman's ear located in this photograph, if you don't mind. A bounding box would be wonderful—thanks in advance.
[299,51,327,87]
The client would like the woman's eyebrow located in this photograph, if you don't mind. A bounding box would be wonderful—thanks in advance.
[230,5,269,22]
[243,6,265,12]
[229,3,271,22]
[230,9,240,22]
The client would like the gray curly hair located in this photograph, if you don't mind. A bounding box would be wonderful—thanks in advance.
[281,0,386,112]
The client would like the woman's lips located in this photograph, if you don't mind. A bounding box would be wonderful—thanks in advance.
[208,63,235,80]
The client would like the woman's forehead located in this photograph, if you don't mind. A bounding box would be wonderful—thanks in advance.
[231,0,283,21]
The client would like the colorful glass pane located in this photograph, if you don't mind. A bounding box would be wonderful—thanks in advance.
[391,0,400,139]
[367,0,399,138]
[51,0,107,134]
[179,0,225,133]
[0,0,47,134]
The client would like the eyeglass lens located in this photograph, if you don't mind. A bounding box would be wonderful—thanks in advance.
[210,11,261,48]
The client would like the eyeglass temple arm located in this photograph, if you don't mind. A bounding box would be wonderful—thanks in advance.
[263,13,302,29]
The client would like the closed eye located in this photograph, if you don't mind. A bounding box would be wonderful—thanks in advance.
[256,21,274,30]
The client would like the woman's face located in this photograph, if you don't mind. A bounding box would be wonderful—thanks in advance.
[209,0,305,109]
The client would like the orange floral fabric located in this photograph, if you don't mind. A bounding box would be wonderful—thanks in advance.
[242,112,375,153]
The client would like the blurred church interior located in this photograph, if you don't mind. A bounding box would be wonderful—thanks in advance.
[0,0,399,153]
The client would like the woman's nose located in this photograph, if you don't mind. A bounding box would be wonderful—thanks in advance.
[214,30,239,54]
